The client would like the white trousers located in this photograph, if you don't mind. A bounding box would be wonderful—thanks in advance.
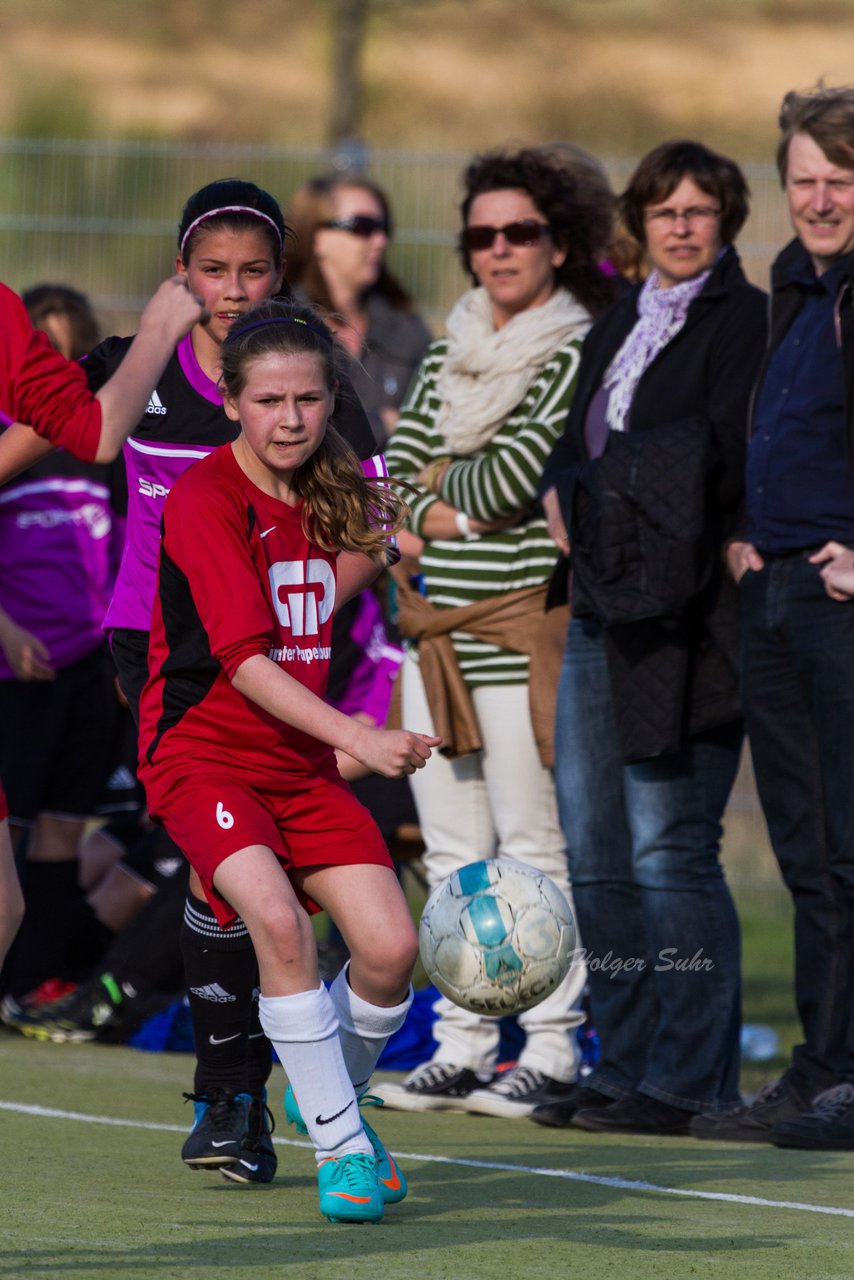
[402,651,586,1081]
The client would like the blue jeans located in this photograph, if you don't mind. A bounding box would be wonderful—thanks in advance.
[740,556,854,1093]
[554,616,742,1112]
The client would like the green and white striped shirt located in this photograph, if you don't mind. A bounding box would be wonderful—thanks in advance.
[386,334,583,686]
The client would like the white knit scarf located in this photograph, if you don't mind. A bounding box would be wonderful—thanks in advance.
[603,267,711,433]
[435,286,592,455]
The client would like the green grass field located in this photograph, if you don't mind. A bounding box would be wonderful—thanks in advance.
[1,1033,853,1280]
[0,876,851,1280]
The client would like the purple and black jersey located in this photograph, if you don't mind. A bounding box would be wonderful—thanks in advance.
[85,332,377,634]
[0,447,119,678]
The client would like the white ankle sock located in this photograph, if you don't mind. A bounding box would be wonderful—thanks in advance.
[258,984,371,1162]
[329,966,413,1095]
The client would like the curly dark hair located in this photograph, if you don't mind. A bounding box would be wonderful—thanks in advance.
[620,140,750,248]
[459,146,617,318]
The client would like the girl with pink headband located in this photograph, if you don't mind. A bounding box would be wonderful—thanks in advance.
[17,178,376,1184]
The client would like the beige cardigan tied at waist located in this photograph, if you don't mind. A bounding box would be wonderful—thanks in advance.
[392,573,569,768]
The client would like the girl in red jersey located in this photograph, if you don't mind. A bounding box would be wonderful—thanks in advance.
[0,278,204,479]
[139,300,439,1225]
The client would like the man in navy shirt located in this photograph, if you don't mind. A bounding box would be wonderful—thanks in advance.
[693,85,854,1150]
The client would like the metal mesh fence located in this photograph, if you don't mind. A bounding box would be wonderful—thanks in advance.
[0,136,784,876]
[0,137,789,337]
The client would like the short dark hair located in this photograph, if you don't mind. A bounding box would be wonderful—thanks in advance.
[459,146,617,318]
[620,140,750,248]
[22,283,100,360]
[777,83,854,182]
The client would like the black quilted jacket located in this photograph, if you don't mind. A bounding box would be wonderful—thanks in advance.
[541,247,767,761]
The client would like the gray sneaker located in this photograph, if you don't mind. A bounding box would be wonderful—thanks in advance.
[466,1066,578,1119]
[372,1062,493,1112]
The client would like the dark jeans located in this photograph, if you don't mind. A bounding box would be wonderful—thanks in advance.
[740,556,854,1093]
[554,616,742,1112]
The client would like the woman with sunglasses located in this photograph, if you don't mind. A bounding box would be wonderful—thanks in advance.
[379,146,616,1118]
[532,140,768,1136]
[285,176,431,446]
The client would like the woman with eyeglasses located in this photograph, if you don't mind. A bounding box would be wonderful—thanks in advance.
[531,140,768,1136]
[378,146,616,1118]
[285,176,431,446]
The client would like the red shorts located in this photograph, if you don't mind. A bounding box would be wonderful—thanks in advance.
[145,767,392,927]
[0,780,7,823]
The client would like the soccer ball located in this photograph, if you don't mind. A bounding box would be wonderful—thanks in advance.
[418,858,576,1016]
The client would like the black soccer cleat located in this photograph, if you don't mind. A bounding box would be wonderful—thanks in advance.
[221,1092,278,1183]
[181,1088,252,1169]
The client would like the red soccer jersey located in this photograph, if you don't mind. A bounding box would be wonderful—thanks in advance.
[0,283,101,459]
[139,443,339,792]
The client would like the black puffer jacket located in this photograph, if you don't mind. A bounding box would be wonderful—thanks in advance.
[541,247,767,761]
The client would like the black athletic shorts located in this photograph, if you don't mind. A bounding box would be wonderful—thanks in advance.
[93,701,145,820]
[0,643,120,823]
[108,627,149,727]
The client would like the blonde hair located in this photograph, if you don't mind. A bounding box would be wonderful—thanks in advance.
[220,301,407,560]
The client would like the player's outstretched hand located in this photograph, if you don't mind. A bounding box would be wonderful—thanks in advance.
[353,727,442,779]
[138,275,208,345]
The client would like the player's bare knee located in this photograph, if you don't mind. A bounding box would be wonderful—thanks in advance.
[255,896,313,960]
[351,927,418,992]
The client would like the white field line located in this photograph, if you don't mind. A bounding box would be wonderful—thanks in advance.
[3,1098,854,1220]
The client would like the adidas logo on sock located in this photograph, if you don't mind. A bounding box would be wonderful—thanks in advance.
[146,390,167,416]
[189,983,237,1003]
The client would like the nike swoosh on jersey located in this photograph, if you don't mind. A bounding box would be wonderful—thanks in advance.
[315,1099,355,1126]
[260,526,276,538]
[209,1032,241,1045]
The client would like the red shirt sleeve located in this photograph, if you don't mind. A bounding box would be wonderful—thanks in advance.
[0,283,102,460]
[164,469,275,680]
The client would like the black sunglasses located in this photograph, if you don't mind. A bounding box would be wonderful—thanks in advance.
[321,215,390,238]
[461,219,552,252]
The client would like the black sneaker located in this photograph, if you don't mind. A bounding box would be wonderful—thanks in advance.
[0,975,126,1043]
[221,1093,278,1183]
[771,1083,854,1150]
[372,1062,494,1112]
[181,1088,252,1168]
[691,1075,812,1143]
[465,1066,579,1118]
[530,1085,614,1128]
[572,1094,694,1135]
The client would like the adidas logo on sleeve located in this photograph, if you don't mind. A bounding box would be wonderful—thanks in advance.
[146,390,167,416]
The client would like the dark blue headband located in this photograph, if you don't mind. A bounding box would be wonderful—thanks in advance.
[224,316,332,346]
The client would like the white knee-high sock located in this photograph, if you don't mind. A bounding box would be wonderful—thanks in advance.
[329,966,414,1095]
[258,984,371,1163]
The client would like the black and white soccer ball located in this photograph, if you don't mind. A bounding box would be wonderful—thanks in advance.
[418,858,576,1016]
